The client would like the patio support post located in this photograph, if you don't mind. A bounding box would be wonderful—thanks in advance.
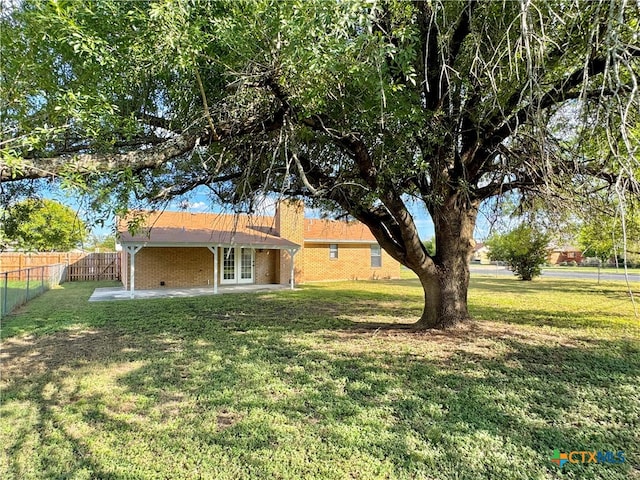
[125,245,142,298]
[207,246,218,294]
[287,248,298,290]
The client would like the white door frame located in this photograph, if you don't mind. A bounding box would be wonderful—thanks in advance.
[237,247,254,284]
[220,247,254,285]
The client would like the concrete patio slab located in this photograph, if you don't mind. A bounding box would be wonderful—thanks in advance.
[89,284,292,302]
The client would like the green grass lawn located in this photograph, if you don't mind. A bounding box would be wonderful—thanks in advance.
[0,280,50,317]
[400,265,640,280]
[1,278,639,479]
[543,265,640,274]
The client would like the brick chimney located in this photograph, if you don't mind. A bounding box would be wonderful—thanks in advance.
[275,199,304,284]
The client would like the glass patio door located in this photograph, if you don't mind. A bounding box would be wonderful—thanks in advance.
[238,248,254,284]
[221,247,236,284]
[220,247,254,284]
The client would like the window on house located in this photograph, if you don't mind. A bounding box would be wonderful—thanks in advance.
[329,244,338,259]
[371,245,382,267]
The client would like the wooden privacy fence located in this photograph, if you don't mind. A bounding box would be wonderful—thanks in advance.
[67,253,121,281]
[0,252,121,282]
[0,252,85,271]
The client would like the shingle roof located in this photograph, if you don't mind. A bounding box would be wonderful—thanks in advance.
[303,218,376,242]
[118,210,377,246]
[118,210,276,233]
[119,227,298,248]
[118,211,295,248]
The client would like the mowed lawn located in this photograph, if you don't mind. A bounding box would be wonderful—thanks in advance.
[1,278,639,480]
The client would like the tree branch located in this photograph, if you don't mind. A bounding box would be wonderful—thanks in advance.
[23,135,167,159]
[414,1,441,110]
[474,177,538,200]
[3,101,290,182]
[301,115,378,190]
[448,0,476,68]
[483,57,609,146]
[1,133,199,182]
[297,120,429,267]
[135,112,181,133]
[152,171,244,201]
[292,141,420,266]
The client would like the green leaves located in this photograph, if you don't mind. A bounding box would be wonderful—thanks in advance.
[486,225,550,281]
[578,211,640,265]
[1,199,88,252]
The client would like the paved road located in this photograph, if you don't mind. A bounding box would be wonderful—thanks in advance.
[470,266,640,283]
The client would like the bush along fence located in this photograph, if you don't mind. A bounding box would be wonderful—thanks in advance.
[1,263,66,317]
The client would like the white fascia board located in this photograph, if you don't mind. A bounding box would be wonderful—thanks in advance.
[303,239,379,244]
[119,242,297,250]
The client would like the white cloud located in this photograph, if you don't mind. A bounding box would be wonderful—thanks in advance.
[188,201,208,212]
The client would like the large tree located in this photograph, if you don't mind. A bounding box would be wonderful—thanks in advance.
[1,1,638,328]
[1,199,87,252]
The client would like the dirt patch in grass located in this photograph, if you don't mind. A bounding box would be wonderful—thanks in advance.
[216,409,242,430]
[1,328,143,383]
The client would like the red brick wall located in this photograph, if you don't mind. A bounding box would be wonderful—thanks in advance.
[303,243,400,281]
[128,247,214,289]
[255,249,277,284]
[119,201,401,289]
[123,247,282,289]
[275,200,305,284]
[122,242,400,289]
[124,243,400,288]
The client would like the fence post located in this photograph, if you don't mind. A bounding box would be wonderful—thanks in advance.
[2,272,7,316]
[26,267,30,300]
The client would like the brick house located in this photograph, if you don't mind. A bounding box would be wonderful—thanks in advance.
[118,201,400,295]
[548,245,584,265]
[471,242,491,264]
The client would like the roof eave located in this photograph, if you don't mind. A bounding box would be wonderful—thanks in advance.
[303,239,378,244]
[119,241,299,250]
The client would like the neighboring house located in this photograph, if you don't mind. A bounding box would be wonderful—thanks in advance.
[471,242,491,264]
[548,245,584,265]
[117,200,400,294]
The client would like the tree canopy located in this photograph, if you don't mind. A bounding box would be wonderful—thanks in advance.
[1,199,87,252]
[578,209,640,265]
[1,0,638,327]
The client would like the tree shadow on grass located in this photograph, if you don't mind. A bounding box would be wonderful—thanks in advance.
[2,314,639,479]
[1,345,146,479]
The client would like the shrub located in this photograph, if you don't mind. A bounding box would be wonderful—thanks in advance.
[486,225,550,281]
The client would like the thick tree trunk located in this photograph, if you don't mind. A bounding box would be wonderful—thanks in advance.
[413,198,479,329]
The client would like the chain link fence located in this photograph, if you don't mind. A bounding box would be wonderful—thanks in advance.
[1,264,66,317]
